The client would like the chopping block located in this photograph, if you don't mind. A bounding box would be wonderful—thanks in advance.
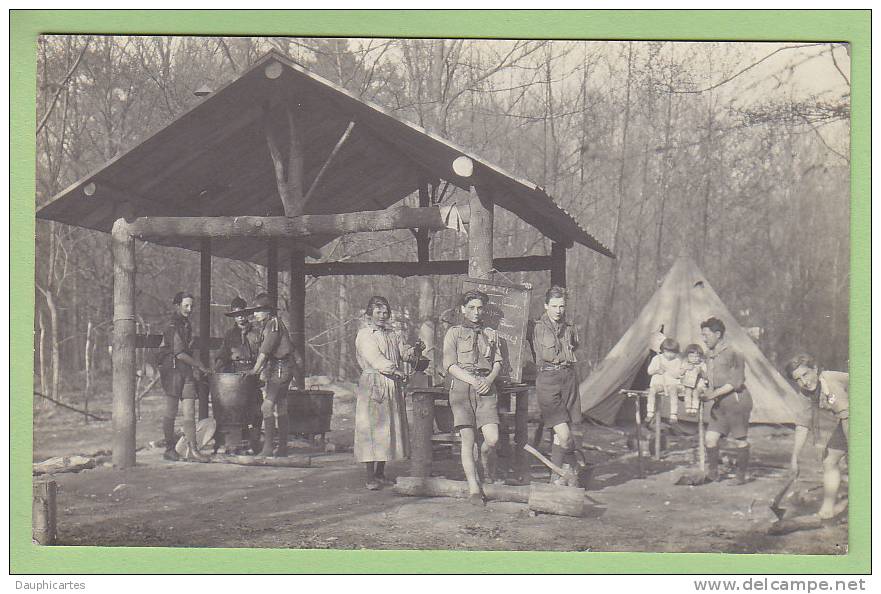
[393,476,584,517]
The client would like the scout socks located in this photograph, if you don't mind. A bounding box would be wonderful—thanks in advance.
[735,445,750,484]
[260,420,276,457]
[275,415,289,457]
[162,417,179,461]
[706,446,720,481]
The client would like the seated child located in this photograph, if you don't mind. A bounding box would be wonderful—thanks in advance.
[647,338,683,425]
[680,343,709,416]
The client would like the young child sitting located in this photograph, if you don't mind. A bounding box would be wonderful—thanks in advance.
[680,343,709,416]
[646,338,683,426]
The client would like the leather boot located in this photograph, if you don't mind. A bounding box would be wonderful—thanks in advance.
[162,417,179,461]
[735,445,750,484]
[275,415,289,457]
[259,420,275,457]
[706,446,720,481]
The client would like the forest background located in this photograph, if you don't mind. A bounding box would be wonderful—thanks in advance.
[33,36,851,402]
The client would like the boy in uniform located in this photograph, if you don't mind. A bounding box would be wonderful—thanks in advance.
[214,297,262,453]
[245,293,295,458]
[157,291,212,462]
[784,354,849,519]
[532,285,582,484]
[443,290,503,504]
[700,317,753,484]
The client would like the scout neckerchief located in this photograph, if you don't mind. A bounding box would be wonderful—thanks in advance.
[462,318,484,355]
[239,322,255,361]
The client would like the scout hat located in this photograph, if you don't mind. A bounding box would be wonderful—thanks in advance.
[224,297,250,318]
[252,292,277,313]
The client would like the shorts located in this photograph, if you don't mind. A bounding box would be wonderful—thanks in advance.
[826,420,848,453]
[262,359,294,416]
[160,366,197,400]
[449,377,499,430]
[707,389,753,439]
[536,367,582,427]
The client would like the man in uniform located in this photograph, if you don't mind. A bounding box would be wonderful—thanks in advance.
[157,291,212,462]
[532,285,582,485]
[214,297,262,453]
[443,289,503,505]
[784,354,849,519]
[700,317,753,484]
[245,293,295,458]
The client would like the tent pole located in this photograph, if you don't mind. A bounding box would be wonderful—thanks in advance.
[550,242,567,287]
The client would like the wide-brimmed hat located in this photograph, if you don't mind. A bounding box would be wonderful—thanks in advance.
[224,297,250,318]
[251,293,277,313]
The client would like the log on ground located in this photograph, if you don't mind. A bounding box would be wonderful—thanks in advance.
[214,454,311,468]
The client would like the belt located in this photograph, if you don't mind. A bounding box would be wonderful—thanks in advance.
[540,363,573,372]
[464,368,492,377]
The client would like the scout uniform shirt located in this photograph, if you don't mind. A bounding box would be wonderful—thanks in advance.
[794,370,849,433]
[259,315,294,362]
[443,320,503,374]
[158,312,195,376]
[216,323,261,372]
[532,313,578,368]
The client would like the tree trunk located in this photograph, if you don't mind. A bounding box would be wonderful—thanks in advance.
[45,289,61,402]
[38,310,47,401]
[597,42,634,358]
[337,278,348,381]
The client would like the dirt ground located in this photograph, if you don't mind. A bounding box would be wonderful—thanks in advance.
[32,384,847,553]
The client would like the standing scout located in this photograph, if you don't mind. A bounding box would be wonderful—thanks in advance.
[784,354,849,519]
[533,286,582,485]
[214,297,263,453]
[443,290,503,505]
[245,293,295,458]
[157,291,212,462]
[700,317,753,484]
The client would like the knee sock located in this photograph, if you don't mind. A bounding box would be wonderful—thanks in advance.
[162,417,176,451]
[275,415,289,457]
[706,446,719,479]
[260,419,276,456]
[736,446,750,483]
[551,443,565,469]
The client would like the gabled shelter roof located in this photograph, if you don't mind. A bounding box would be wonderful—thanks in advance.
[37,50,612,265]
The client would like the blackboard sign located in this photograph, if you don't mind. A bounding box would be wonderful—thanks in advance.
[461,277,532,384]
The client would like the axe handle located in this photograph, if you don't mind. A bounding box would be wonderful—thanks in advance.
[523,443,568,478]
[698,401,705,471]
[771,471,800,510]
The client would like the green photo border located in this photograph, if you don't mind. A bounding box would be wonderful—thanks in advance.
[10,9,870,574]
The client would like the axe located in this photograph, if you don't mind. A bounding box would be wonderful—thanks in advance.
[523,443,579,486]
[769,470,800,521]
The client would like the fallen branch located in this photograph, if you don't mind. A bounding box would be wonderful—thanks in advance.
[213,454,311,468]
[33,391,108,421]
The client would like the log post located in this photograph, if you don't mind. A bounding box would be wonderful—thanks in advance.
[111,218,137,469]
[468,185,494,280]
[198,238,212,420]
[290,248,306,390]
[407,390,435,477]
[550,242,567,287]
[267,240,279,306]
[416,182,436,382]
[32,480,57,545]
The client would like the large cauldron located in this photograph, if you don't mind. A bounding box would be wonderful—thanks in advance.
[209,373,258,446]
[287,389,334,439]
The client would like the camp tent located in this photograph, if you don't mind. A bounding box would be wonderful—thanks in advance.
[579,256,802,425]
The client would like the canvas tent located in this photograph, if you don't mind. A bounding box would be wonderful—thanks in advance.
[579,256,803,425]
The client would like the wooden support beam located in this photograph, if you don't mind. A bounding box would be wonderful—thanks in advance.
[304,256,554,278]
[264,101,306,217]
[550,242,567,287]
[290,249,306,390]
[304,121,355,206]
[124,207,459,240]
[468,185,495,280]
[199,238,212,420]
[267,239,279,306]
[111,218,137,469]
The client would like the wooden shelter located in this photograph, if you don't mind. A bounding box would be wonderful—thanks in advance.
[37,50,613,469]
